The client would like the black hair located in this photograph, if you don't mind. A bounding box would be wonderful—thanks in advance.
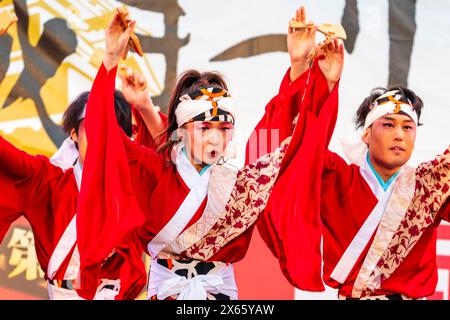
[113,90,133,137]
[354,85,424,130]
[62,90,132,137]
[62,91,89,135]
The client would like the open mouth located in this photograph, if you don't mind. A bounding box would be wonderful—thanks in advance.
[209,150,218,158]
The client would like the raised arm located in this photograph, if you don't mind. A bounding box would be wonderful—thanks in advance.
[0,134,44,178]
[441,198,450,223]
[77,10,154,299]
[246,6,344,164]
[288,6,317,82]
[119,67,166,144]
[103,14,167,148]
[0,135,56,242]
[251,6,344,292]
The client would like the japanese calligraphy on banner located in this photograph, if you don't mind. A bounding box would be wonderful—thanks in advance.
[0,219,46,299]
[0,0,449,299]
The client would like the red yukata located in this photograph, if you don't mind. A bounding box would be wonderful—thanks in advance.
[0,134,145,299]
[78,60,338,299]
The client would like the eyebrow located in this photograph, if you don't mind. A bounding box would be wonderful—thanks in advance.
[382,116,414,123]
[194,122,233,128]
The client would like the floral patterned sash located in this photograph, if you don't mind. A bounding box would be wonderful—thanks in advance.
[361,147,450,296]
[177,137,291,260]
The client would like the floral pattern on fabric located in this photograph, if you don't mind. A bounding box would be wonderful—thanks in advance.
[351,165,416,298]
[181,137,291,261]
[364,146,450,295]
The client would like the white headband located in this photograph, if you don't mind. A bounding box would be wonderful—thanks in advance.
[52,101,86,170]
[175,96,236,128]
[363,90,418,130]
[50,137,79,171]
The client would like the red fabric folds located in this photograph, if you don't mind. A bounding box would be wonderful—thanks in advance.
[439,196,450,222]
[132,106,168,149]
[246,60,339,291]
[77,64,145,299]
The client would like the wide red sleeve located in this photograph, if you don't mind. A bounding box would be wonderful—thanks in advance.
[246,60,331,163]
[252,60,339,291]
[77,64,148,299]
[440,199,450,222]
[0,135,54,242]
[246,67,307,163]
[132,106,168,149]
[98,230,147,300]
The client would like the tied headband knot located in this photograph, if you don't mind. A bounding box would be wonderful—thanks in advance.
[175,86,235,127]
[370,90,412,110]
[179,86,230,101]
[363,90,417,131]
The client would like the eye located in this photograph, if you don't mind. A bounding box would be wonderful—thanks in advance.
[383,123,394,128]
[403,125,413,130]
[194,124,209,132]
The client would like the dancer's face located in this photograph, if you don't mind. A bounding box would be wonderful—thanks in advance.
[362,113,416,172]
[70,119,88,166]
[183,121,234,166]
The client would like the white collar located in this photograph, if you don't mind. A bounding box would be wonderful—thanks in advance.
[172,142,213,190]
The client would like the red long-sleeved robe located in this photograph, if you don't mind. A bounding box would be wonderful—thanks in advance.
[249,61,450,298]
[248,61,338,291]
[320,149,450,298]
[78,60,337,298]
[0,134,145,299]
